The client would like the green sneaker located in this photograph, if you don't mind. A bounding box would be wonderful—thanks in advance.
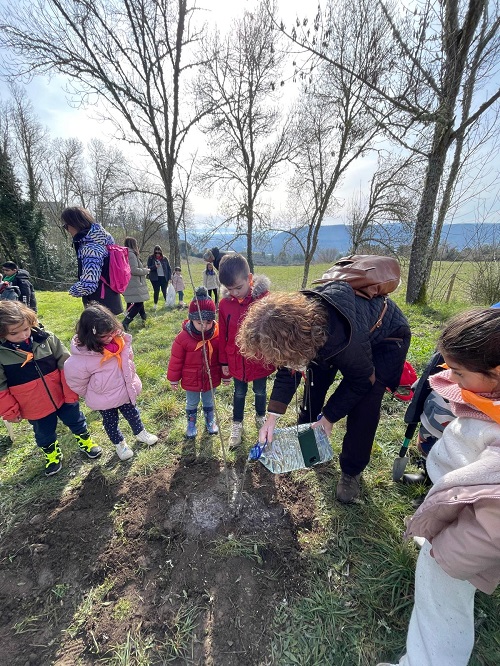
[74,433,102,459]
[43,441,63,476]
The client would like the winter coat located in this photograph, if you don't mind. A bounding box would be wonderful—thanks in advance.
[268,281,411,422]
[208,247,226,271]
[203,268,220,291]
[70,223,123,315]
[172,273,185,293]
[405,373,500,595]
[8,269,37,311]
[64,333,142,410]
[0,327,78,421]
[218,275,274,382]
[122,249,150,303]
[147,254,171,283]
[167,321,221,392]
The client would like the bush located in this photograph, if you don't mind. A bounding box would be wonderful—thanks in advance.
[468,261,500,305]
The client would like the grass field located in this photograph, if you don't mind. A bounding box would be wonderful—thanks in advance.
[0,263,499,666]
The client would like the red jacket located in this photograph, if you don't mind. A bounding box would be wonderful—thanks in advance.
[218,275,274,382]
[167,321,221,392]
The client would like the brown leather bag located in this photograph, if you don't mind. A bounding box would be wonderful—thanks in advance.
[312,254,401,300]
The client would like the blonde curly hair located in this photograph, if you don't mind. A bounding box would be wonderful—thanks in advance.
[236,292,328,367]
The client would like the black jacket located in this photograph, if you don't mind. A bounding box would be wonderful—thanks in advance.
[147,254,171,283]
[268,281,410,423]
[10,270,37,312]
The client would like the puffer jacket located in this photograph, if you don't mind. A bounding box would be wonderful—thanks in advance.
[70,223,123,315]
[172,273,185,293]
[122,249,150,303]
[64,333,142,410]
[9,269,37,311]
[167,321,221,392]
[218,275,274,382]
[0,328,78,421]
[268,281,410,422]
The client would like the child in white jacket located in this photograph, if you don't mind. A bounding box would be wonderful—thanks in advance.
[202,262,220,306]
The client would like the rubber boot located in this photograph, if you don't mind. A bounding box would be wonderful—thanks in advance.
[186,409,198,438]
[203,408,218,435]
[122,314,132,332]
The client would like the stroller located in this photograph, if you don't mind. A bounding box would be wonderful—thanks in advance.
[392,351,455,483]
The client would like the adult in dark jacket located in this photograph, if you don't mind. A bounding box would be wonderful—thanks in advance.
[237,281,411,503]
[122,237,150,330]
[147,245,171,309]
[1,262,37,311]
[203,247,226,271]
[61,206,123,315]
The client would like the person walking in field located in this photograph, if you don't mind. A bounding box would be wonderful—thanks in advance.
[0,301,101,476]
[64,304,158,461]
[147,245,171,310]
[202,261,220,306]
[171,267,186,307]
[121,237,150,331]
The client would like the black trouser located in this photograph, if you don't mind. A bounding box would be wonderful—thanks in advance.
[207,288,219,305]
[299,326,410,476]
[125,302,146,321]
[152,276,167,304]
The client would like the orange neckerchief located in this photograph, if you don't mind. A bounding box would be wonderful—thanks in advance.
[194,322,218,363]
[18,349,34,367]
[461,389,500,425]
[100,334,125,368]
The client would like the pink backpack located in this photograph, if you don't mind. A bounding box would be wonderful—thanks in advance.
[100,245,131,295]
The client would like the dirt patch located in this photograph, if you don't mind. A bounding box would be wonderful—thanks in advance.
[0,459,321,665]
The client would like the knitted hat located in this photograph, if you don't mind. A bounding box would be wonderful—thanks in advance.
[188,287,216,321]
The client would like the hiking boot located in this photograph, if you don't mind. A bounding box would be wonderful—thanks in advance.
[115,440,134,461]
[122,315,132,332]
[74,433,102,459]
[42,441,63,476]
[229,421,243,450]
[255,414,267,430]
[135,429,158,446]
[203,408,218,435]
[186,410,198,439]
[336,472,362,503]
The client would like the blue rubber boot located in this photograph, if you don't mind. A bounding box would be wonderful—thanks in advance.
[203,408,219,435]
[186,409,198,439]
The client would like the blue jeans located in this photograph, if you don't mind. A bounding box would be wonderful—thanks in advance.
[233,377,267,422]
[177,291,184,303]
[29,402,88,449]
[99,403,144,445]
[186,390,214,412]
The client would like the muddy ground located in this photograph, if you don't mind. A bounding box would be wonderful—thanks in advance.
[0,455,321,665]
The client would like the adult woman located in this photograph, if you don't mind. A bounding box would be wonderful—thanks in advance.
[61,207,123,315]
[237,282,411,503]
[122,237,150,330]
[147,245,171,310]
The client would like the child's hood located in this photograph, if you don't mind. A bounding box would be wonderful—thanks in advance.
[69,332,132,355]
[220,274,270,300]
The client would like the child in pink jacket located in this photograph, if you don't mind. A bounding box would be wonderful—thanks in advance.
[64,303,158,461]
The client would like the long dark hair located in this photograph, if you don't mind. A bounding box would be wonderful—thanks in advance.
[438,308,500,375]
[124,237,140,257]
[153,245,163,257]
[75,303,123,353]
[61,207,95,232]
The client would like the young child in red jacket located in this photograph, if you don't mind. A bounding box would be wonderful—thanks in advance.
[167,288,221,438]
[218,254,274,449]
[0,301,100,476]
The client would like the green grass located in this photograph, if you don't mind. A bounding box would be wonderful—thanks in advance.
[1,263,499,665]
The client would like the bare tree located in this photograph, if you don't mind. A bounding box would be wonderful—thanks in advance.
[198,0,293,271]
[0,0,209,268]
[86,138,129,227]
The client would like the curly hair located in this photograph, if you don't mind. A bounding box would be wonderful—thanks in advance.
[0,301,38,337]
[438,307,500,375]
[236,292,328,367]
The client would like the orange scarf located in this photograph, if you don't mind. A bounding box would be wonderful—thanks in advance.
[461,389,500,425]
[194,322,218,364]
[100,335,125,368]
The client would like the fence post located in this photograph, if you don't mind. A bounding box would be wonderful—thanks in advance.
[445,273,457,303]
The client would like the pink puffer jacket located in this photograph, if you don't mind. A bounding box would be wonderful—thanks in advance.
[64,333,142,410]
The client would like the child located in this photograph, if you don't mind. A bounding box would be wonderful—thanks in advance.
[172,267,186,308]
[202,262,220,306]
[377,307,500,666]
[167,287,220,437]
[64,304,158,461]
[218,254,273,449]
[0,301,101,476]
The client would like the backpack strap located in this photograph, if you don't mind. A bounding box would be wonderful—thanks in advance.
[369,297,388,334]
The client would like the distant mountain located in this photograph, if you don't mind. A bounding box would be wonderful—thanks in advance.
[188,222,500,256]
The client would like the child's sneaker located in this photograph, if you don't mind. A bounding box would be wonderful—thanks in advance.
[229,421,243,450]
[74,433,102,459]
[153,303,158,311]
[116,440,134,461]
[43,440,63,476]
[255,414,267,430]
[135,429,158,446]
